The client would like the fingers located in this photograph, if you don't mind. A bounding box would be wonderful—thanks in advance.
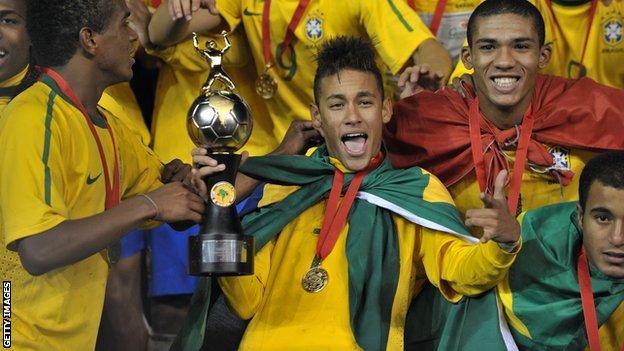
[203,0,219,15]
[191,169,209,199]
[181,0,193,20]
[191,147,208,156]
[464,216,497,230]
[397,68,412,88]
[493,170,508,201]
[240,151,249,164]
[169,0,182,20]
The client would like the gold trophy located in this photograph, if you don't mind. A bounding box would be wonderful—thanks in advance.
[187,31,254,276]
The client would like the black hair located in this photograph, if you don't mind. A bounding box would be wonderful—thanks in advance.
[313,36,383,105]
[467,0,545,47]
[26,0,118,67]
[579,151,624,210]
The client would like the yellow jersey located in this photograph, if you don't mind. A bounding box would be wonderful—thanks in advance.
[103,82,151,146]
[0,77,163,350]
[449,146,597,236]
[450,0,624,88]
[220,175,518,350]
[148,29,276,162]
[217,0,434,143]
[0,66,29,111]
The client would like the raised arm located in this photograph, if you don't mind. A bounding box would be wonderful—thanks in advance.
[148,0,223,47]
[221,30,231,52]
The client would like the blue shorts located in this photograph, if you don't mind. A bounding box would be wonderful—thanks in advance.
[119,184,265,296]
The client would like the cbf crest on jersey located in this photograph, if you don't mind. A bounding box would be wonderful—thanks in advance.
[603,17,623,46]
[305,12,324,42]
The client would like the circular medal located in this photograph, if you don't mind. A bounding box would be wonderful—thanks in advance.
[255,72,277,99]
[210,181,236,207]
[301,266,329,293]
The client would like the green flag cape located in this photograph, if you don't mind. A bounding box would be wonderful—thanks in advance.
[172,145,475,351]
[406,202,624,351]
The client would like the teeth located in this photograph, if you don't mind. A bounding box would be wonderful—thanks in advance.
[493,77,518,87]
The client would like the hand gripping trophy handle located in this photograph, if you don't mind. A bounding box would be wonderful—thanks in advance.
[187,31,254,276]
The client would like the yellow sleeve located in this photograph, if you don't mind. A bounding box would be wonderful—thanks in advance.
[110,115,164,198]
[218,238,274,320]
[216,0,243,32]
[419,227,520,302]
[100,84,151,145]
[359,0,435,74]
[147,41,208,73]
[0,100,68,249]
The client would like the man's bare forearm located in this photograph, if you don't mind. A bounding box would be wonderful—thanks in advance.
[17,196,155,276]
[149,0,223,47]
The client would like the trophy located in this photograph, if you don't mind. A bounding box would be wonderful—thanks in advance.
[186,31,254,276]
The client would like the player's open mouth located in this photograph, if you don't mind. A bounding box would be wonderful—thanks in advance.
[341,132,368,157]
[490,75,521,93]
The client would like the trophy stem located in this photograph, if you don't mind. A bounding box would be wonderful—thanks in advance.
[188,152,254,276]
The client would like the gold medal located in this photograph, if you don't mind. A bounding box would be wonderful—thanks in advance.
[301,266,328,293]
[255,67,277,99]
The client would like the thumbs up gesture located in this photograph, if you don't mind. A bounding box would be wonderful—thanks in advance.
[464,170,521,245]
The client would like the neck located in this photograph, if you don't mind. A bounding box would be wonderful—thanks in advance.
[477,89,534,130]
[52,59,106,117]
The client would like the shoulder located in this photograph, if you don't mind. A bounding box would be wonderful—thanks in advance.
[521,202,579,243]
[0,82,63,133]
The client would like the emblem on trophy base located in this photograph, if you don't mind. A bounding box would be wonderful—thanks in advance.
[187,31,254,276]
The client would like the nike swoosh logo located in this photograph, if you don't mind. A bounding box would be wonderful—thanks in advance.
[86,173,102,185]
[243,8,262,16]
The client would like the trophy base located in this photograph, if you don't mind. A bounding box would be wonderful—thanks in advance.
[188,233,254,276]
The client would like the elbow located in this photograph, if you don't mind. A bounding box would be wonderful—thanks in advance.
[17,239,52,276]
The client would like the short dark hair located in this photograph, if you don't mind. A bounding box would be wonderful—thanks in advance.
[26,0,117,67]
[467,0,545,47]
[313,36,384,105]
[579,151,624,210]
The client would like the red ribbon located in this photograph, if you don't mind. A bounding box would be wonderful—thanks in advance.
[468,98,534,215]
[406,0,448,35]
[577,248,624,351]
[545,0,598,72]
[261,0,311,68]
[316,154,383,261]
[42,68,120,210]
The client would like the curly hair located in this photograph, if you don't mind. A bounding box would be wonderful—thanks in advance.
[313,36,383,105]
[26,0,117,67]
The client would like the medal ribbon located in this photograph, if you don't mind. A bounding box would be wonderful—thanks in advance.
[261,0,311,69]
[577,248,624,351]
[42,68,121,210]
[545,0,598,75]
[468,100,534,215]
[406,0,447,35]
[316,153,383,262]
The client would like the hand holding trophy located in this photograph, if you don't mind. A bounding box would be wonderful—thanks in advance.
[187,31,254,276]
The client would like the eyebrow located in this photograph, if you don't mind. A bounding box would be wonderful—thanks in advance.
[475,37,536,44]
[325,91,376,101]
[590,207,613,215]
[0,9,23,18]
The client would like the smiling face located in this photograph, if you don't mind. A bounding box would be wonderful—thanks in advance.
[461,13,550,127]
[95,0,136,84]
[578,181,624,279]
[0,0,29,82]
[311,69,392,171]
